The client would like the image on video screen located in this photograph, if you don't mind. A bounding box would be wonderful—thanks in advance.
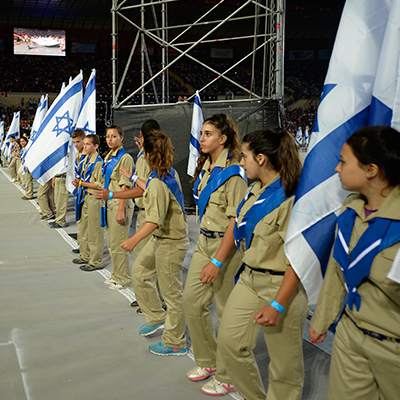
[14,28,66,57]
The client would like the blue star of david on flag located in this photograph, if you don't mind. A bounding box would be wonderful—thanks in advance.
[80,121,96,135]
[53,111,74,137]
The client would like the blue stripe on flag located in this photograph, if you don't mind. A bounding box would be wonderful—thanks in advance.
[80,74,95,110]
[302,212,338,276]
[194,95,201,107]
[190,135,201,152]
[295,106,370,202]
[368,96,393,125]
[31,141,69,179]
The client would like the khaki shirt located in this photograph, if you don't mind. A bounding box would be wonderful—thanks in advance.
[198,148,248,232]
[83,151,103,195]
[134,151,151,209]
[101,146,134,192]
[238,174,293,272]
[311,185,400,339]
[143,170,188,240]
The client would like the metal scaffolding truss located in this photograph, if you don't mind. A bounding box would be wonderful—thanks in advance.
[111,0,285,109]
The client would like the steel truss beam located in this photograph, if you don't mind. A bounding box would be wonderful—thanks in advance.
[111,0,285,109]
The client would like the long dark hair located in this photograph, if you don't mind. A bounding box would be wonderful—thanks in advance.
[143,130,174,178]
[346,125,400,187]
[192,113,241,182]
[242,129,302,197]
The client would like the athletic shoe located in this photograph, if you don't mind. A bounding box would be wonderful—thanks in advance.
[200,378,236,396]
[40,214,55,221]
[108,282,132,291]
[72,248,80,254]
[139,323,165,337]
[104,278,116,285]
[131,300,139,307]
[50,223,67,229]
[187,366,217,382]
[79,264,104,272]
[149,342,188,357]
[21,196,33,200]
[72,257,88,264]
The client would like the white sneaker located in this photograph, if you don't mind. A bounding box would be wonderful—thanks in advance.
[201,378,236,396]
[187,366,216,381]
[104,278,116,285]
[108,282,132,291]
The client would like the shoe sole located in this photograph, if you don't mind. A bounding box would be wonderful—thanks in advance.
[139,324,165,337]
[72,260,88,264]
[149,348,188,357]
[187,374,213,382]
[80,265,104,272]
[200,388,234,397]
[108,284,132,291]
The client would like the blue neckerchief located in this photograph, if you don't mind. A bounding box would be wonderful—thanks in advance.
[100,148,128,227]
[193,164,247,221]
[234,178,288,251]
[75,153,103,221]
[75,153,86,179]
[146,167,186,214]
[333,207,400,311]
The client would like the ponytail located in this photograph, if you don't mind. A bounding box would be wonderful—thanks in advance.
[143,130,174,178]
[243,129,301,197]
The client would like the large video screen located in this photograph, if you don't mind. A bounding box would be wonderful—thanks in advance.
[14,28,66,57]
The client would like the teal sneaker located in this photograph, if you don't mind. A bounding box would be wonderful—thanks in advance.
[149,342,188,357]
[139,323,164,337]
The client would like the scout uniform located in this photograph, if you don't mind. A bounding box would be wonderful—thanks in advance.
[102,146,134,287]
[219,174,309,400]
[132,169,189,349]
[75,150,85,250]
[37,181,55,218]
[20,144,33,199]
[133,150,151,260]
[310,186,400,400]
[183,148,248,383]
[8,143,17,181]
[54,171,69,226]
[77,152,104,268]
[15,145,23,184]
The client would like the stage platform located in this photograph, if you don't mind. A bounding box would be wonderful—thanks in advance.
[0,166,332,400]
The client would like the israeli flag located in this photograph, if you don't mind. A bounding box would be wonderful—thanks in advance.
[284,0,398,304]
[303,126,310,147]
[66,69,96,194]
[24,72,83,185]
[75,69,96,135]
[3,112,20,162]
[295,126,303,147]
[187,90,204,177]
[0,122,4,149]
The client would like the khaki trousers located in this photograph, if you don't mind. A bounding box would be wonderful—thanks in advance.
[133,209,152,260]
[79,194,104,268]
[16,159,23,184]
[8,160,17,180]
[327,313,400,400]
[54,176,68,226]
[23,171,33,198]
[106,198,134,286]
[132,235,189,349]
[219,267,309,400]
[183,234,241,382]
[37,181,54,217]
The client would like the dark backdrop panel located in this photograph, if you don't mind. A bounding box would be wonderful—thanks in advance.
[114,99,283,209]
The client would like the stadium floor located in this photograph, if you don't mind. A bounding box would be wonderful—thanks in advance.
[0,166,332,400]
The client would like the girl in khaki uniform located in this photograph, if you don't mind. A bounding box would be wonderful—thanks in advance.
[218,129,308,400]
[101,125,134,290]
[310,126,400,400]
[7,137,17,181]
[19,136,34,200]
[182,114,248,396]
[120,130,189,356]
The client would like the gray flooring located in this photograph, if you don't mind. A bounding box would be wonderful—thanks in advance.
[0,167,331,400]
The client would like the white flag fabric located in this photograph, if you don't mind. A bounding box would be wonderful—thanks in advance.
[3,112,20,161]
[187,90,204,177]
[25,73,83,185]
[75,69,96,135]
[295,126,303,147]
[284,0,399,304]
[303,126,310,147]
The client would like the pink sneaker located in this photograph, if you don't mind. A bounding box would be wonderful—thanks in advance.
[201,378,236,396]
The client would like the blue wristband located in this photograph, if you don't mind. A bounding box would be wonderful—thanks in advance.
[108,191,113,200]
[211,257,223,268]
[270,300,285,313]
